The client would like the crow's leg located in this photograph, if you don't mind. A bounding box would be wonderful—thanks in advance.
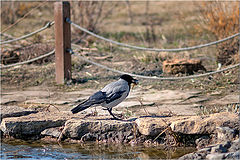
[107,108,122,120]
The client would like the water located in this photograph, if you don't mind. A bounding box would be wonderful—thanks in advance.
[1,139,195,159]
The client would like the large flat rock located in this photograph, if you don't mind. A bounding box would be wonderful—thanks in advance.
[1,91,51,104]
[142,89,202,104]
[170,112,239,134]
[2,87,237,119]
[1,89,94,105]
[179,138,239,160]
[63,119,137,142]
[208,95,239,105]
[0,105,37,120]
[135,116,190,136]
[0,111,79,139]
[131,104,201,116]
[135,112,239,136]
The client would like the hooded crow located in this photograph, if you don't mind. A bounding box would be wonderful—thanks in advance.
[71,74,138,120]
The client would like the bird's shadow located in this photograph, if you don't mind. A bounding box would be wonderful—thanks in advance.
[85,115,169,122]
[126,115,169,122]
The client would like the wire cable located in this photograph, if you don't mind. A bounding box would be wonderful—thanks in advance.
[70,48,240,80]
[67,18,240,52]
[1,1,47,33]
[0,21,54,45]
[0,50,55,69]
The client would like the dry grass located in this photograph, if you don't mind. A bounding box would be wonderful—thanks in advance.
[195,2,239,65]
[1,1,238,96]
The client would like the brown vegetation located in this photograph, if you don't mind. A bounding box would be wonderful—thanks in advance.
[1,2,238,98]
[196,2,239,65]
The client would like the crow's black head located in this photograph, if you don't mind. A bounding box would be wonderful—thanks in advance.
[120,74,138,85]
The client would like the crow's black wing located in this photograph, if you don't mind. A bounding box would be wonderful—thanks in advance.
[88,91,107,103]
[106,90,126,104]
[71,91,106,114]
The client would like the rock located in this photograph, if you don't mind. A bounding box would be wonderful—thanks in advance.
[41,127,62,138]
[135,117,168,136]
[171,112,239,134]
[1,90,52,104]
[0,130,3,139]
[178,152,206,160]
[209,95,239,105]
[163,59,206,75]
[147,104,201,116]
[222,141,232,150]
[116,101,155,109]
[143,90,202,104]
[1,89,93,107]
[196,136,210,149]
[139,89,205,116]
[135,116,190,136]
[24,99,73,105]
[228,139,240,152]
[63,119,137,142]
[1,50,20,65]
[206,153,225,160]
[0,105,38,122]
[198,147,211,152]
[211,144,228,153]
[0,111,78,139]
[224,151,240,159]
[216,127,237,142]
[179,138,240,160]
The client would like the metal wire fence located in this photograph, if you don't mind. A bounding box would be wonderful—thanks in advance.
[1,18,239,81]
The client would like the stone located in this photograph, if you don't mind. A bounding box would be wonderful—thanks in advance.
[41,127,62,138]
[1,50,20,65]
[25,99,73,105]
[216,127,236,142]
[135,112,238,137]
[62,119,137,142]
[135,117,169,136]
[178,152,206,160]
[198,147,211,153]
[1,90,52,105]
[0,105,38,122]
[225,151,240,159]
[206,153,225,160]
[163,59,206,75]
[138,89,205,116]
[196,136,210,149]
[222,141,231,150]
[135,116,190,136]
[228,139,240,152]
[179,138,240,160]
[143,90,202,104]
[211,144,227,153]
[116,101,155,109]
[171,112,239,134]
[0,111,78,139]
[209,95,239,105]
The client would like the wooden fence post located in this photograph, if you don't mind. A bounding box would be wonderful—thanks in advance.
[54,1,71,84]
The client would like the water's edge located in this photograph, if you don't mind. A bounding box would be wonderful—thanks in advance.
[1,139,196,159]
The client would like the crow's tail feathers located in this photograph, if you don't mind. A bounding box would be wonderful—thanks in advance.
[71,100,92,114]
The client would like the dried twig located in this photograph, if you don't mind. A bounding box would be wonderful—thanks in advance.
[57,126,65,142]
[136,97,149,115]
[153,127,169,142]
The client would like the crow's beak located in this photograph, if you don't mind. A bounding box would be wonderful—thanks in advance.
[131,79,138,90]
[132,79,139,85]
